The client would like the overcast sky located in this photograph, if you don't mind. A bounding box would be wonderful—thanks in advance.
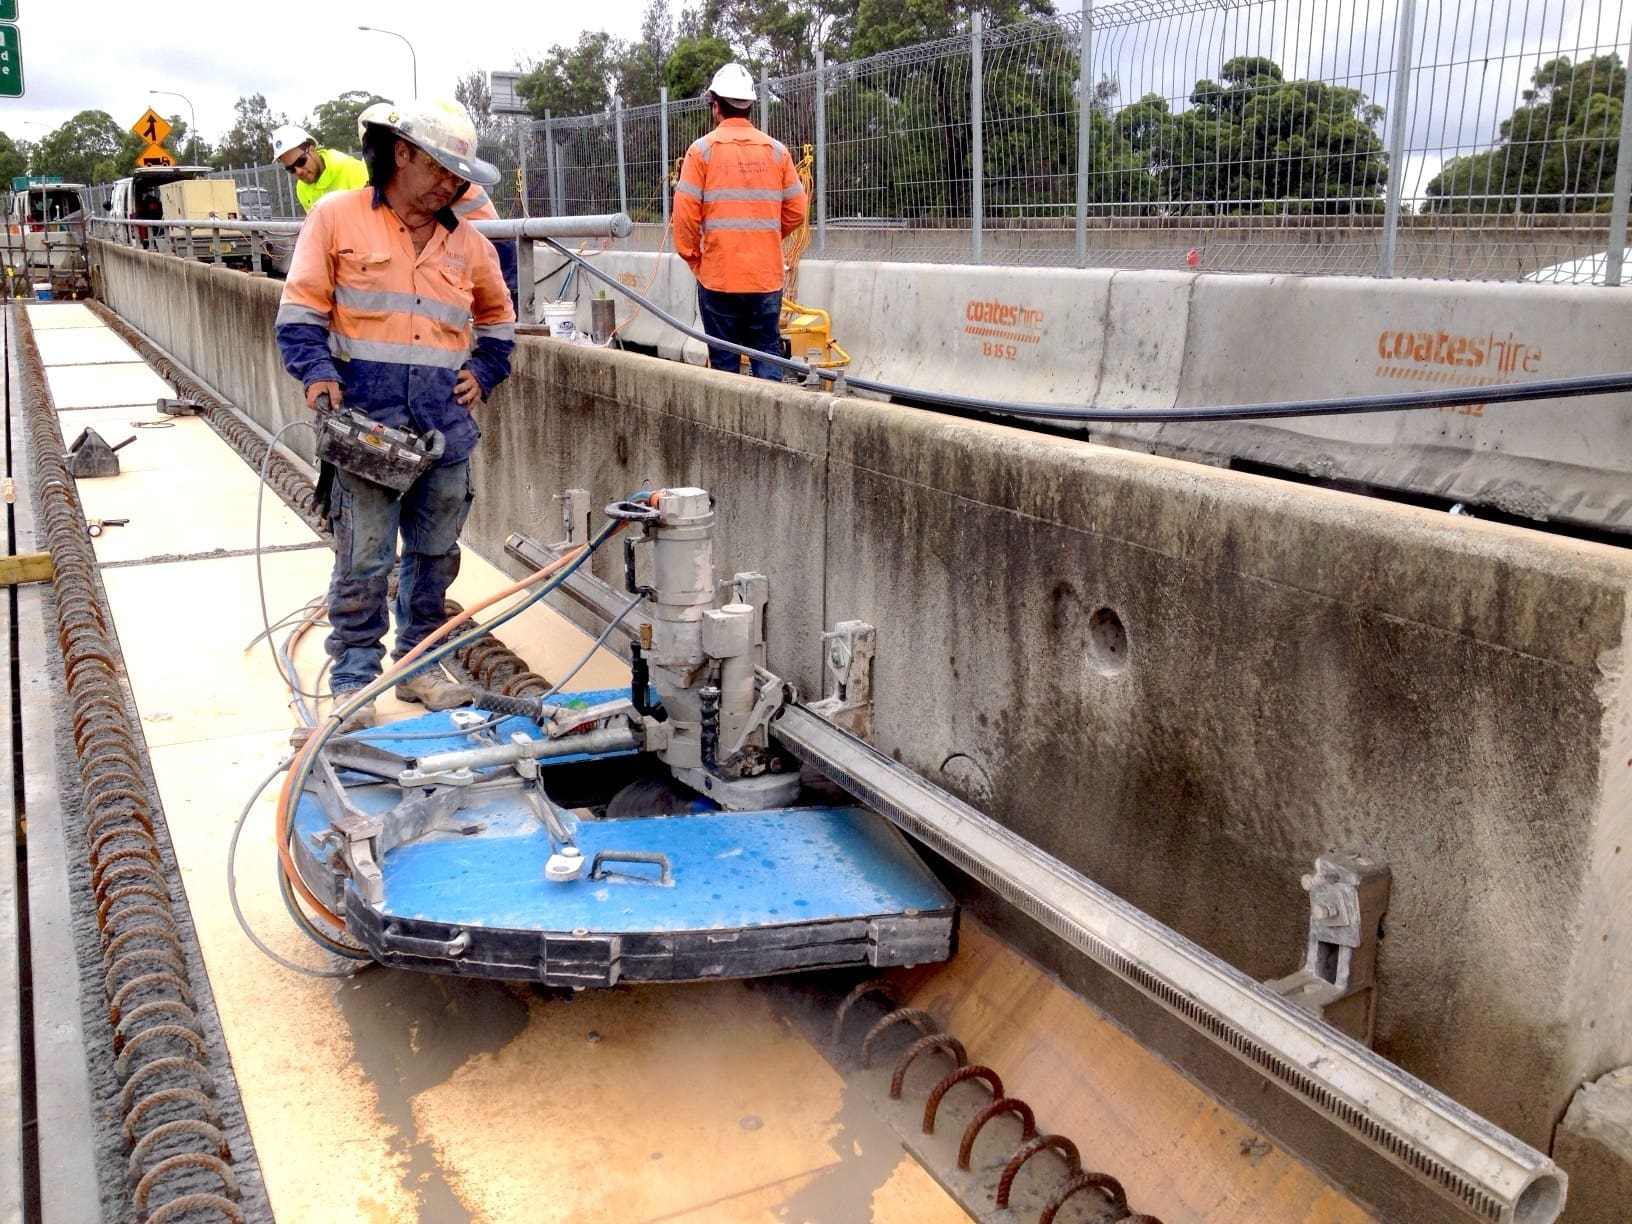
[0,0,651,145]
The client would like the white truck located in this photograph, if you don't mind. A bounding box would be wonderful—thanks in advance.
[4,179,91,298]
[106,166,254,267]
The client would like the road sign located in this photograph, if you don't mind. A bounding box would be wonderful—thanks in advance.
[132,108,171,148]
[490,71,529,116]
[0,2,16,22]
[0,25,21,99]
[137,142,174,167]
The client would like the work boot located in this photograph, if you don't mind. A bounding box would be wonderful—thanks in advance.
[331,689,377,734]
[394,665,474,711]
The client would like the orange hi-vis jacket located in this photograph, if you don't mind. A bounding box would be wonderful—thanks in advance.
[275,188,515,465]
[451,183,518,293]
[672,117,806,294]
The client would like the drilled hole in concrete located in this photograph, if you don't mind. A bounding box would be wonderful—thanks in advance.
[940,753,994,809]
[1086,607,1129,674]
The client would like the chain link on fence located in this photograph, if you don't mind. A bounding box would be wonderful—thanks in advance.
[524,0,1632,281]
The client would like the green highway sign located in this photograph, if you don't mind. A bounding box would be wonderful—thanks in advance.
[0,25,19,99]
[0,3,16,23]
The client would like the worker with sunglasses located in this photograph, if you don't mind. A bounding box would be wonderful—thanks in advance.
[275,99,516,730]
[272,124,370,213]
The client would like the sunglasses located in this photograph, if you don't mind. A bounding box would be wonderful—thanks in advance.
[283,151,310,174]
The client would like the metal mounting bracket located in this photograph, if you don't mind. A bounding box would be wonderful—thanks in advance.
[808,621,876,742]
[1267,852,1391,1045]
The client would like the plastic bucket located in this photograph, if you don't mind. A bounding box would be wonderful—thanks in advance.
[32,283,52,302]
[542,300,576,339]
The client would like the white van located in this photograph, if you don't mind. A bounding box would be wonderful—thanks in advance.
[108,177,134,223]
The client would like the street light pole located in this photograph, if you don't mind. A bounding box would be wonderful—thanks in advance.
[357,25,418,97]
[149,88,197,164]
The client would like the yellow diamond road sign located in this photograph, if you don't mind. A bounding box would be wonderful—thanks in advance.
[137,142,174,167]
[132,107,171,148]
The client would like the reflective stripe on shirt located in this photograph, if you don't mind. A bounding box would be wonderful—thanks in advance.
[276,303,328,328]
[702,216,783,232]
[334,285,473,328]
[328,333,469,369]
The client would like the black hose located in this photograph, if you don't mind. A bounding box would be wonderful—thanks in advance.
[541,238,1632,426]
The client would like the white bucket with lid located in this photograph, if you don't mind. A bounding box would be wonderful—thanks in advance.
[541,300,576,339]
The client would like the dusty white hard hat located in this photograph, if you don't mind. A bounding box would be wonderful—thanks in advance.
[357,98,498,186]
[271,125,314,159]
[707,63,757,104]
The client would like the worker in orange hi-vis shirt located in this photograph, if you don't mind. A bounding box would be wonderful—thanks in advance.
[671,62,807,380]
[276,99,515,732]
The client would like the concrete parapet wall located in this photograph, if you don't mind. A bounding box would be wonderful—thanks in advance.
[95,240,1632,1163]
[555,251,1632,534]
[94,242,317,467]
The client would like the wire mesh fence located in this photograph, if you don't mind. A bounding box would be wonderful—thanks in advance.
[526,0,1632,281]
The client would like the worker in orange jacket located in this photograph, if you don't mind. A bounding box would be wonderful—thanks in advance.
[277,99,516,730]
[672,62,807,379]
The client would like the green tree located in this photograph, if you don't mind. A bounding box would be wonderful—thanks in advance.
[1423,54,1625,213]
[306,90,386,153]
[1135,56,1386,214]
[620,0,675,103]
[32,110,137,184]
[454,72,494,137]
[0,132,29,183]
[518,31,626,116]
[666,33,736,98]
[847,0,1055,60]
[215,94,287,167]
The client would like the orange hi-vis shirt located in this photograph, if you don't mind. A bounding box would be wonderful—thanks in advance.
[276,188,515,464]
[672,117,806,294]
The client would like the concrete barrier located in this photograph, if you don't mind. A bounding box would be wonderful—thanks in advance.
[93,238,1632,1170]
[543,251,1632,535]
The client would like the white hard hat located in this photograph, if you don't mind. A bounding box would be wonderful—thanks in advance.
[357,102,393,143]
[271,125,314,159]
[707,63,757,104]
[357,98,498,186]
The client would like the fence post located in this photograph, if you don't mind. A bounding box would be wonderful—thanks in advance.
[815,49,828,259]
[1602,46,1632,286]
[1075,0,1093,268]
[971,12,984,265]
[660,86,671,234]
[760,66,770,133]
[615,98,629,216]
[1379,0,1418,277]
[544,110,558,217]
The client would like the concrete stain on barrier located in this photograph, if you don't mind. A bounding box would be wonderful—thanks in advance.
[336,969,531,1221]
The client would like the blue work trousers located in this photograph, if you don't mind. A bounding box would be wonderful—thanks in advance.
[696,285,784,380]
[326,460,473,694]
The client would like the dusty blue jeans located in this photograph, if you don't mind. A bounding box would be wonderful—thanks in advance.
[326,460,473,694]
[696,285,784,380]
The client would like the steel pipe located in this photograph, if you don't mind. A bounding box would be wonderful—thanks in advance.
[89,214,631,240]
[406,724,640,777]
